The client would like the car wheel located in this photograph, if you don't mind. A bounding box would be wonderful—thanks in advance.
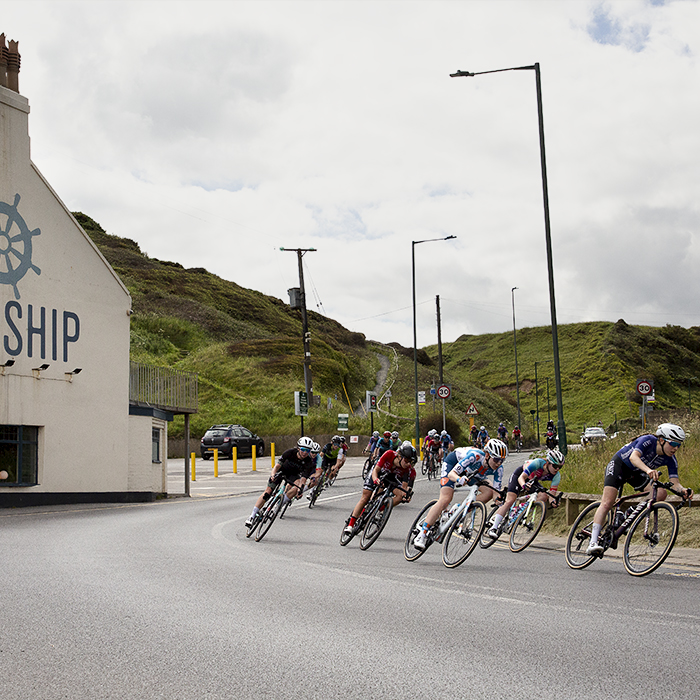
[257,443,264,457]
[202,454,210,461]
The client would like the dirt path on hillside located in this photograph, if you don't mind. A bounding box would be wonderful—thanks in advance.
[373,352,390,394]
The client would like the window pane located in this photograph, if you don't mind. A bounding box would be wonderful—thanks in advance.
[0,443,18,484]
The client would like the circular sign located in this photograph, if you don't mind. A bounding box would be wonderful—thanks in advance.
[637,381,652,396]
[437,384,451,399]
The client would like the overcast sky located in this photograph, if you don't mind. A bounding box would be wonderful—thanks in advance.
[4,0,699,348]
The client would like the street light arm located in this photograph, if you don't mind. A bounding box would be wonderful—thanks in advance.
[450,65,536,78]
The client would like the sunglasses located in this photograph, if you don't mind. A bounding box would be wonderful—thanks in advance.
[489,456,504,465]
[549,463,562,470]
[666,440,682,448]
[298,447,310,453]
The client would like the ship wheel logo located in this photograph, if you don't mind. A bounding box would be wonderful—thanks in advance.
[0,193,41,300]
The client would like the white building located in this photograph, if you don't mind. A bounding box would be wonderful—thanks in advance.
[0,36,196,506]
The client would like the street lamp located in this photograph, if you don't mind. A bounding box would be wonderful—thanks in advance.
[412,235,457,447]
[534,359,552,445]
[451,63,567,453]
[511,287,522,432]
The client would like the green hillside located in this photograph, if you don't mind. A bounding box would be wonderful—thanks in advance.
[76,213,700,446]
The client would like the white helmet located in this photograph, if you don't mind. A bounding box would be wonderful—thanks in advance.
[484,438,508,460]
[311,442,321,454]
[297,436,314,450]
[656,423,686,443]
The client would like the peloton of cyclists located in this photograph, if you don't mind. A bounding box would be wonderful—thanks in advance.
[585,423,693,556]
[487,448,564,538]
[245,436,316,528]
[343,441,417,537]
[413,438,509,550]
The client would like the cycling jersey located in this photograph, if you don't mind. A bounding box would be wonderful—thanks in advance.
[375,437,392,457]
[440,447,503,490]
[273,447,315,483]
[507,459,560,493]
[389,438,401,451]
[477,430,489,444]
[322,443,345,468]
[363,449,416,490]
[497,427,507,440]
[440,434,452,449]
[617,435,678,478]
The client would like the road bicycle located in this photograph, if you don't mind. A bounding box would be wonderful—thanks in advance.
[340,473,412,551]
[404,478,494,568]
[420,451,430,476]
[565,480,691,576]
[426,452,440,481]
[480,482,561,553]
[245,475,298,542]
[307,468,333,508]
[362,454,376,480]
[512,435,522,452]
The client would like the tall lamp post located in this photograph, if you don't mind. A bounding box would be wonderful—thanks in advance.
[451,63,567,453]
[412,235,456,447]
[511,287,522,432]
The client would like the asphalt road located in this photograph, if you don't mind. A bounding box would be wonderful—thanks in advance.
[2,459,700,699]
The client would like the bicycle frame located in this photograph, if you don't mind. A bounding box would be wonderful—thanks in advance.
[433,480,490,543]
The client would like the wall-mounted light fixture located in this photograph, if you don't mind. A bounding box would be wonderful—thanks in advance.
[0,359,15,376]
[64,368,83,382]
[32,363,50,378]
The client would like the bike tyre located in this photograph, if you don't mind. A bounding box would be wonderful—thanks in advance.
[442,501,487,569]
[360,494,394,550]
[565,501,604,570]
[622,502,679,577]
[421,455,429,476]
[509,499,546,553]
[404,499,437,561]
[479,504,500,549]
[326,470,337,487]
[308,478,324,509]
[255,494,283,542]
[245,512,261,538]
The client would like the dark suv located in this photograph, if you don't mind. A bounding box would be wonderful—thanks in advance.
[200,425,265,460]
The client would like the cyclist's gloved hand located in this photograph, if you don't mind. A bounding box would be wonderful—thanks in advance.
[457,476,468,487]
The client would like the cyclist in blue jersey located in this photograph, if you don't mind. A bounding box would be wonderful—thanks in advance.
[439,430,453,459]
[364,431,380,455]
[497,422,508,443]
[414,438,508,550]
[476,425,489,448]
[373,431,393,461]
[304,442,324,492]
[487,448,564,538]
[586,423,693,556]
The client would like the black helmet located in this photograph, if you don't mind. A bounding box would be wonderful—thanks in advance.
[396,441,417,465]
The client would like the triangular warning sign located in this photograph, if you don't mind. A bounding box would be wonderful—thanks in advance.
[466,402,479,415]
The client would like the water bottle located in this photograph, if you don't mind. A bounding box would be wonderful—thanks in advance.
[614,511,624,529]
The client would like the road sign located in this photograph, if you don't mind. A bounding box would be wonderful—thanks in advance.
[437,384,451,400]
[418,391,426,405]
[294,391,308,416]
[366,391,378,413]
[466,402,478,415]
[636,380,653,396]
[337,414,349,431]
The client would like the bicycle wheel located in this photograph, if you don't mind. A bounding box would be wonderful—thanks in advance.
[360,494,394,550]
[308,478,324,508]
[404,499,437,561]
[421,455,429,475]
[245,511,261,538]
[623,502,679,577]
[326,469,337,487]
[509,499,546,552]
[362,458,373,479]
[279,496,291,519]
[565,501,604,569]
[442,501,487,569]
[255,493,284,542]
[479,505,500,549]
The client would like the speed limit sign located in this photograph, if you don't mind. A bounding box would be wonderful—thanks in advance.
[437,384,451,400]
[637,380,652,396]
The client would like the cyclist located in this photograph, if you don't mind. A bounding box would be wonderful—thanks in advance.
[438,430,454,459]
[470,424,479,446]
[477,425,489,449]
[413,438,508,550]
[512,425,522,448]
[373,431,393,461]
[343,441,417,536]
[304,441,325,492]
[364,431,380,455]
[585,423,693,556]
[497,422,508,443]
[323,435,347,483]
[245,436,315,527]
[487,448,564,538]
[389,430,401,451]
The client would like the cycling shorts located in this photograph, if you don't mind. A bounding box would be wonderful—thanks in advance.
[268,465,301,488]
[603,456,649,492]
[506,467,525,494]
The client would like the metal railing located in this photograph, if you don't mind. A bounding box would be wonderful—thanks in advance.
[129,362,198,414]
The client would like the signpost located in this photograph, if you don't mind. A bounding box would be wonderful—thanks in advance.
[337,413,349,432]
[637,380,653,430]
[437,384,451,400]
[466,402,478,430]
[295,391,308,436]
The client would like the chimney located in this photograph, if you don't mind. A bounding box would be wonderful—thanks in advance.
[0,33,21,93]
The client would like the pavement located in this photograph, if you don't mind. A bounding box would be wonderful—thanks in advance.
[167,454,700,571]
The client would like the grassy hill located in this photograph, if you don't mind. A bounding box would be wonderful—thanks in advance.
[76,213,700,448]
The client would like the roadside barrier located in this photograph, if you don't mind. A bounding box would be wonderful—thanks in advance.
[232,446,237,474]
[271,443,275,468]
[191,452,196,481]
[252,450,257,472]
[214,449,219,477]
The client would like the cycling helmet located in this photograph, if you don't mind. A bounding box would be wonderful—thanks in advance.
[311,441,321,453]
[440,430,447,436]
[391,431,399,439]
[372,431,380,438]
[546,448,565,466]
[297,436,314,450]
[656,423,686,443]
[383,431,391,438]
[499,422,504,427]
[332,435,342,445]
[484,438,508,460]
[396,441,418,465]
[480,425,486,431]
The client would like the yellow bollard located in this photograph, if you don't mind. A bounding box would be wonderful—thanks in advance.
[232,446,237,474]
[191,452,196,481]
[271,442,275,468]
[252,448,257,472]
[214,448,218,477]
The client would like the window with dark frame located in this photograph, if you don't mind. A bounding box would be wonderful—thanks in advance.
[152,427,161,463]
[0,425,39,486]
